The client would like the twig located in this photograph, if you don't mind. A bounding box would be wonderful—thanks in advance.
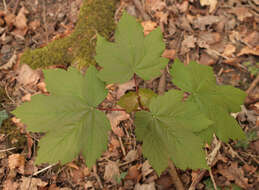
[5,84,15,104]
[208,169,218,190]
[246,74,259,95]
[168,161,185,190]
[33,163,57,176]
[189,137,220,190]
[188,170,207,190]
[42,0,48,43]
[118,136,126,156]
[0,147,16,153]
[2,0,7,12]
[226,143,246,164]
[12,0,21,14]
[93,164,103,189]
[132,0,150,21]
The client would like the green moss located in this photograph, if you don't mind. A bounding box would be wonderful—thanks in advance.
[20,0,118,69]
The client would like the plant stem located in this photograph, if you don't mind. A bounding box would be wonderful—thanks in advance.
[133,74,145,110]
[98,107,126,112]
[168,160,185,190]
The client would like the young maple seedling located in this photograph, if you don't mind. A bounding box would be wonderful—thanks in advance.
[13,13,246,176]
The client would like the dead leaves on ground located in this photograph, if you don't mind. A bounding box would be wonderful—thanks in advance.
[1,0,258,189]
[0,7,29,38]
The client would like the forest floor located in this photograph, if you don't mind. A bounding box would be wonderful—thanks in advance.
[0,0,258,189]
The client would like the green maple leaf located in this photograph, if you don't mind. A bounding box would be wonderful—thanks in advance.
[118,88,157,112]
[134,90,212,175]
[170,60,246,143]
[95,12,168,84]
[12,66,110,167]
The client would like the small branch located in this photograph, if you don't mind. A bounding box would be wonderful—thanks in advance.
[246,74,259,96]
[33,163,57,176]
[2,0,7,12]
[188,170,207,190]
[12,0,21,14]
[98,107,126,112]
[168,161,185,190]
[43,0,48,43]
[0,147,16,153]
[209,169,218,190]
[132,0,150,21]
[118,136,126,156]
[93,164,103,189]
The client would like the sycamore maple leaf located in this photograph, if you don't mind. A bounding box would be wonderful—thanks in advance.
[12,66,110,168]
[95,12,168,84]
[170,59,246,143]
[134,90,212,175]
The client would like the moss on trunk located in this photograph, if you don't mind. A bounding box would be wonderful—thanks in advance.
[20,0,117,69]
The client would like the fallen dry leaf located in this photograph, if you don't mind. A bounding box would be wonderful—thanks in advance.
[116,80,135,99]
[70,167,85,184]
[223,44,236,57]
[14,7,29,29]
[145,0,166,13]
[0,53,17,70]
[192,15,220,30]
[37,82,48,93]
[242,31,259,47]
[124,150,139,162]
[8,154,25,174]
[216,162,252,189]
[20,177,47,190]
[141,161,153,180]
[4,12,16,26]
[243,164,257,175]
[200,0,218,13]
[24,160,37,175]
[237,46,259,56]
[48,184,60,190]
[199,52,216,65]
[134,182,156,190]
[3,179,19,190]
[178,1,189,13]
[104,161,120,183]
[107,111,130,137]
[162,49,176,60]
[29,20,41,31]
[141,21,157,36]
[66,162,80,170]
[13,7,29,37]
[84,181,94,189]
[154,11,168,24]
[21,93,31,102]
[17,64,40,86]
[181,35,196,54]
[229,7,253,22]
[199,32,221,45]
[156,174,173,189]
[126,165,141,181]
[110,136,121,150]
